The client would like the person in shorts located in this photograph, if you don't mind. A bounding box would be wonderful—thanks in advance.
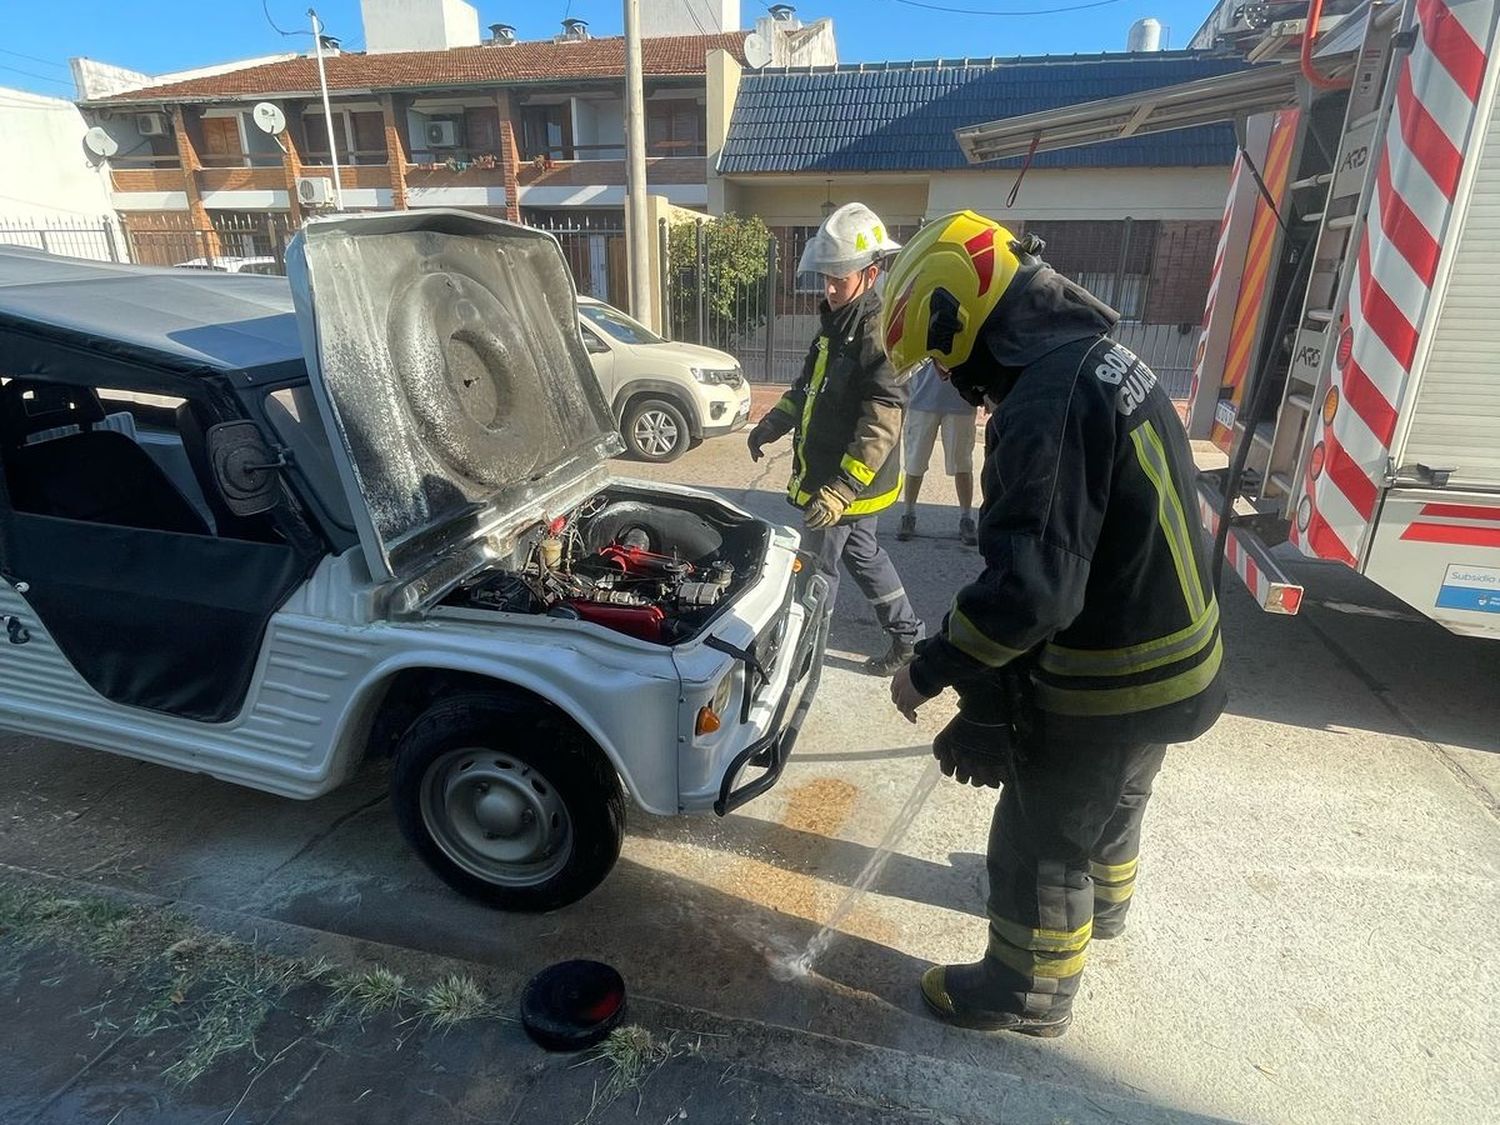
[898,359,979,545]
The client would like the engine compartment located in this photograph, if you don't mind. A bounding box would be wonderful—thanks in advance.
[442,488,768,644]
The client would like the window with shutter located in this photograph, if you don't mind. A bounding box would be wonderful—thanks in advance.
[200,117,244,167]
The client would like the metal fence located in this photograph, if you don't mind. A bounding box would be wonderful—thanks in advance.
[662,219,779,379]
[124,212,293,271]
[527,215,627,305]
[2,210,1201,399]
[0,216,123,262]
[662,217,1205,396]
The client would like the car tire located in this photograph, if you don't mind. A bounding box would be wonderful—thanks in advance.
[623,397,690,463]
[392,692,625,912]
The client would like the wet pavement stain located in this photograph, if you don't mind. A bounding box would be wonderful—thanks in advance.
[780,777,860,838]
[703,777,876,935]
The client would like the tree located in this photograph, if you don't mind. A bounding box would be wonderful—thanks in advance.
[666,213,771,352]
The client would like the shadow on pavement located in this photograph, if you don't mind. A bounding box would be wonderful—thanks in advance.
[1217,559,1500,756]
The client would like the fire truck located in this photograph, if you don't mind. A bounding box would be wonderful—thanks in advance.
[955,0,1500,639]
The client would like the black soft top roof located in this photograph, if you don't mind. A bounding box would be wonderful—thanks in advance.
[0,247,306,395]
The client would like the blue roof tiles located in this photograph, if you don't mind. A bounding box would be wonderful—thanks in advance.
[718,51,1246,174]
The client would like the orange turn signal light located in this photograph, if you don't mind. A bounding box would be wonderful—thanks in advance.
[696,706,722,735]
[792,558,804,573]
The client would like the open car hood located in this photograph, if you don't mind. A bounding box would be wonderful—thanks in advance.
[286,211,622,594]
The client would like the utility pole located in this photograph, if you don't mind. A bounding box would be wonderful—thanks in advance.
[310,8,345,210]
[623,0,654,330]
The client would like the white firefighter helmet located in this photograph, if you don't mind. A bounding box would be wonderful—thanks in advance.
[797,202,902,279]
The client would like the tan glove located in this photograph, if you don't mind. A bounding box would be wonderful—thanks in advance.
[803,482,854,530]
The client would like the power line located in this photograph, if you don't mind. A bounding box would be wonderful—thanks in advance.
[262,0,312,38]
[0,47,71,72]
[885,0,1127,15]
[0,62,74,89]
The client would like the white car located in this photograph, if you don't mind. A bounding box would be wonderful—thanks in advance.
[174,255,282,275]
[0,214,829,911]
[578,297,752,463]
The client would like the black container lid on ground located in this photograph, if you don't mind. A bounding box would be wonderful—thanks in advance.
[520,959,627,1052]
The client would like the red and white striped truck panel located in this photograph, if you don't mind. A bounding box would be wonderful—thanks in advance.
[1292,0,1500,566]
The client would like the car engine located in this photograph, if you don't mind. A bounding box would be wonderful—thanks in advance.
[444,493,764,644]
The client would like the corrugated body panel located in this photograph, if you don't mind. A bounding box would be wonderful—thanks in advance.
[1400,84,1500,488]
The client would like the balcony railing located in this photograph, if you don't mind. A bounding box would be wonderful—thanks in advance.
[301,148,390,167]
[109,154,183,170]
[523,141,707,163]
[198,154,285,169]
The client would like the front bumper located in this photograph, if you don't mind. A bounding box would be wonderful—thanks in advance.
[713,566,833,815]
[702,391,753,438]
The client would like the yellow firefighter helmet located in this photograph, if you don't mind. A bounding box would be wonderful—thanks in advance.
[880,211,1027,379]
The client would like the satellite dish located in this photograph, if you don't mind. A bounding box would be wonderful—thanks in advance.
[252,102,287,135]
[83,126,119,158]
[744,31,773,70]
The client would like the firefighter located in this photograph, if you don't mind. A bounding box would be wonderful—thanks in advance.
[747,202,923,675]
[880,212,1227,1037]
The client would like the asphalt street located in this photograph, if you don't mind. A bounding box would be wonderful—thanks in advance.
[1,427,1495,1123]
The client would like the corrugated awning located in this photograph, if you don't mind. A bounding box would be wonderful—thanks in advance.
[954,61,1303,164]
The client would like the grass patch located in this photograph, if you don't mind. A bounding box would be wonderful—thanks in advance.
[580,1025,700,1122]
[0,875,510,1090]
[417,973,490,1030]
[317,966,413,1030]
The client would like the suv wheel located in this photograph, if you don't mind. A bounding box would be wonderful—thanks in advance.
[623,397,690,463]
[392,693,625,911]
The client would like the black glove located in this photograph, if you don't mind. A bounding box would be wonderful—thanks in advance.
[747,417,781,462]
[932,708,1012,788]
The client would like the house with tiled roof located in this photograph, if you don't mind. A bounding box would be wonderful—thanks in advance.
[702,48,1251,383]
[72,0,835,292]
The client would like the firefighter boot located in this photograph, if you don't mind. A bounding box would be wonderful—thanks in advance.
[864,636,917,676]
[919,962,1072,1037]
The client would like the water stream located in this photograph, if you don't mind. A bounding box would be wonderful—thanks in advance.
[778,757,943,978]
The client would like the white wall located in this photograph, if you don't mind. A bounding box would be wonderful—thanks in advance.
[642,0,740,37]
[70,54,298,100]
[0,88,114,223]
[761,17,838,67]
[925,166,1233,222]
[728,179,930,225]
[361,0,480,54]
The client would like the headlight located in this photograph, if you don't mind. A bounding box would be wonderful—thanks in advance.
[711,670,734,714]
[691,366,743,387]
[696,670,736,736]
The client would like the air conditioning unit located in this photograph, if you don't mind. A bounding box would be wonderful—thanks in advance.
[136,113,167,137]
[296,176,336,206]
[425,120,459,148]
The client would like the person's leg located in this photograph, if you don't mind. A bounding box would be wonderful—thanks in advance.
[803,522,851,609]
[942,412,979,544]
[899,412,940,540]
[955,472,974,513]
[899,476,923,541]
[1090,743,1169,939]
[921,738,1152,1035]
[839,516,922,672]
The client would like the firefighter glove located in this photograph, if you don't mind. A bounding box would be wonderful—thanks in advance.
[747,415,787,463]
[803,482,854,529]
[932,709,1013,789]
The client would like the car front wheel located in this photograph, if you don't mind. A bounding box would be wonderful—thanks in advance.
[392,693,625,912]
[623,397,690,463]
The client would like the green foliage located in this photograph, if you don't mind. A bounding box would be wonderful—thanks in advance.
[667,212,772,350]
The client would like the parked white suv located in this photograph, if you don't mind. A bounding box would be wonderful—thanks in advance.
[0,213,829,911]
[578,297,752,463]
